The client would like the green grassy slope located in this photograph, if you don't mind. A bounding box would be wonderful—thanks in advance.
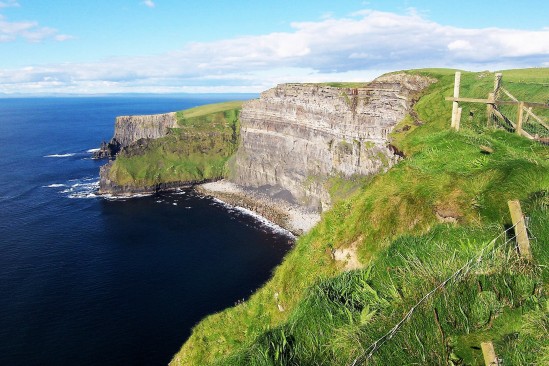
[171,69,548,365]
[106,101,242,187]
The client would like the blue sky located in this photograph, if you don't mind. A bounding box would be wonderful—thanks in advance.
[1,0,548,94]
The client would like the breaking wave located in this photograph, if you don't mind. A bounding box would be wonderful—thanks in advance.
[210,198,294,238]
[44,153,76,158]
[60,178,100,199]
[42,177,99,199]
[101,193,153,201]
[43,183,67,188]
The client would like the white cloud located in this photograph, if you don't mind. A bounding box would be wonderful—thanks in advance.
[1,9,548,94]
[142,0,155,8]
[0,14,73,43]
[448,40,473,51]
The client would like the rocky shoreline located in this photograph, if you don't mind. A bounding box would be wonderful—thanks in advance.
[97,161,213,196]
[96,173,319,235]
[196,180,320,236]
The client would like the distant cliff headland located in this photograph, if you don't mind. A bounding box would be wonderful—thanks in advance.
[96,101,241,195]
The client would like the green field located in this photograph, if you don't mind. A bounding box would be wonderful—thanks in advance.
[317,82,368,88]
[105,101,243,187]
[170,69,549,366]
[178,100,244,119]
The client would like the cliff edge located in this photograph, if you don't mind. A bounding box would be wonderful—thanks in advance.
[230,73,435,211]
[94,112,177,158]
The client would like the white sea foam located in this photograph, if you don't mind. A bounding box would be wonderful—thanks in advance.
[44,153,76,158]
[64,180,100,199]
[46,177,99,199]
[86,148,100,153]
[102,193,153,200]
[101,195,127,201]
[211,198,294,238]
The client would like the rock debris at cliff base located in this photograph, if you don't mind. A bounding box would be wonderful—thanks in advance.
[197,180,320,235]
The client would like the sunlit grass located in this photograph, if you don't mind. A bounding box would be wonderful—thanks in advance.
[106,105,241,186]
[171,69,549,366]
[179,100,244,119]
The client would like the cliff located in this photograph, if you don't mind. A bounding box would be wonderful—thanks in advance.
[97,102,242,195]
[171,69,549,366]
[113,112,177,145]
[95,75,435,202]
[94,112,177,158]
[230,74,435,211]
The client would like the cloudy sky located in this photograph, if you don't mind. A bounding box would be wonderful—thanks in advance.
[1,0,548,94]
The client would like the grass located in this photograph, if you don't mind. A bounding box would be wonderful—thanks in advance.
[404,68,549,139]
[170,68,549,366]
[106,102,242,187]
[178,100,244,119]
[284,82,368,88]
[496,67,549,83]
[317,82,368,88]
[213,222,546,365]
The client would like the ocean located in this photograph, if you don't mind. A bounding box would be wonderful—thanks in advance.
[0,96,293,365]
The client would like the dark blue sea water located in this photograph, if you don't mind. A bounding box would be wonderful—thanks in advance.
[0,96,293,366]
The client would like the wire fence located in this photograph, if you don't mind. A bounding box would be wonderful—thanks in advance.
[350,220,526,366]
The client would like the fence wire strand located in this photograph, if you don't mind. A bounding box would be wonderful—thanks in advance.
[350,220,527,366]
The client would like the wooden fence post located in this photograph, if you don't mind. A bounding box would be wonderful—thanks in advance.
[524,107,532,125]
[455,107,462,131]
[516,101,524,136]
[508,200,532,261]
[451,72,461,129]
[485,73,502,128]
[494,73,502,99]
[486,93,495,126]
[481,341,499,366]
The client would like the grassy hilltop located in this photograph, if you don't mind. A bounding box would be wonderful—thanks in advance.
[170,68,549,366]
[105,101,243,187]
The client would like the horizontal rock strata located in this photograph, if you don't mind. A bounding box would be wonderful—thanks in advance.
[113,112,177,147]
[94,112,177,158]
[231,74,435,211]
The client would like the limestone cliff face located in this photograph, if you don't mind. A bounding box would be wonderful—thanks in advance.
[113,112,177,146]
[94,112,177,158]
[231,74,435,211]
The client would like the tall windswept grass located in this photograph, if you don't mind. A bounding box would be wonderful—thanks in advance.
[171,68,549,366]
